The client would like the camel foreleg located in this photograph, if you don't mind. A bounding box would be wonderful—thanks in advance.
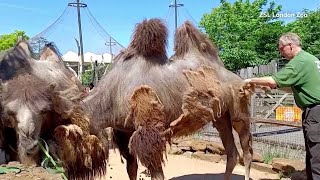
[113,130,138,180]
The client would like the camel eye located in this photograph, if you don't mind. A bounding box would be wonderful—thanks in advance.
[6,110,16,116]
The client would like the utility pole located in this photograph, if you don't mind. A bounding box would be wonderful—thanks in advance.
[68,1,87,83]
[169,0,184,31]
[105,37,116,62]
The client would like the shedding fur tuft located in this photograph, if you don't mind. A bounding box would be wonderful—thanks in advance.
[125,85,166,128]
[126,85,167,170]
[166,87,216,137]
[163,66,232,137]
[54,125,107,180]
[51,92,107,180]
[128,126,166,170]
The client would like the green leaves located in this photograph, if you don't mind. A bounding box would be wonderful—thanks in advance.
[200,0,285,71]
[0,166,21,174]
[286,9,320,55]
[38,139,68,180]
[0,30,29,51]
[199,0,320,71]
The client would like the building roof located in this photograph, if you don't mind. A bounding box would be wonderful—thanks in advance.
[62,51,112,64]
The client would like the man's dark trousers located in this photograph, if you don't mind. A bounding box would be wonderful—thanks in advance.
[302,105,320,180]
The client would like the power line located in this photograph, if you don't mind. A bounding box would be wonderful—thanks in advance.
[84,7,124,50]
[182,6,199,25]
[31,6,71,39]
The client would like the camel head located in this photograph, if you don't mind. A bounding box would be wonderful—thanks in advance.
[0,74,52,163]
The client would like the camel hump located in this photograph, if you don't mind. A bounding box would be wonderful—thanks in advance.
[40,43,62,63]
[124,18,168,59]
[174,21,220,61]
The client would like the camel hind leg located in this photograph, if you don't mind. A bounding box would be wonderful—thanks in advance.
[233,118,253,180]
[214,113,239,180]
[113,130,138,180]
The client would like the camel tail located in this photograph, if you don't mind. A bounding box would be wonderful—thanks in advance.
[123,18,168,60]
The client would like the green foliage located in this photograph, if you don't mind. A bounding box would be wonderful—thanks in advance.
[286,9,320,55]
[0,166,21,174]
[39,139,68,180]
[81,63,113,86]
[200,0,285,71]
[262,144,290,164]
[81,65,93,86]
[200,0,320,72]
[0,30,29,51]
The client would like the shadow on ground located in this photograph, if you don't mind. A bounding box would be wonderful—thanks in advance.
[170,173,253,180]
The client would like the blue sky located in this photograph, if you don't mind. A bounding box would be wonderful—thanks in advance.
[0,0,319,56]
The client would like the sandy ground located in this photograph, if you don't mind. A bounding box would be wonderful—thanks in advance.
[100,150,280,180]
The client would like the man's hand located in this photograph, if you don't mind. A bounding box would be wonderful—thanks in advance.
[243,78,272,94]
[243,78,253,84]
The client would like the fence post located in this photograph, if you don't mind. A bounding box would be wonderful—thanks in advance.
[247,67,253,78]
[240,68,245,79]
[269,60,278,74]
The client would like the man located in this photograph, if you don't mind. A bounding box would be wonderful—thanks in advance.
[244,32,320,180]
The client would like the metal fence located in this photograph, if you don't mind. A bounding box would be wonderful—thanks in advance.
[236,54,320,79]
[192,89,305,160]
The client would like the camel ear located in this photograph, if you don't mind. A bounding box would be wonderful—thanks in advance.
[0,81,8,94]
[48,82,57,92]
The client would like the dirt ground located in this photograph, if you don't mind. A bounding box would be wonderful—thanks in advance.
[0,161,62,180]
[0,150,280,180]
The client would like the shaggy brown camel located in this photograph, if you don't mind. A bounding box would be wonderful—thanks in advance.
[0,42,107,180]
[77,18,253,180]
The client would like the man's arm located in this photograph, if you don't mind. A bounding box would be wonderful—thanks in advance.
[244,76,277,89]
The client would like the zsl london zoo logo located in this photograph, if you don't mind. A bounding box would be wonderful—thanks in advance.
[259,12,308,18]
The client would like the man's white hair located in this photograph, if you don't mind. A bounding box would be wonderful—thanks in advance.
[279,32,302,46]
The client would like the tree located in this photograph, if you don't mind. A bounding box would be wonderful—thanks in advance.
[286,9,320,55]
[29,37,50,59]
[199,0,285,71]
[0,30,29,51]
